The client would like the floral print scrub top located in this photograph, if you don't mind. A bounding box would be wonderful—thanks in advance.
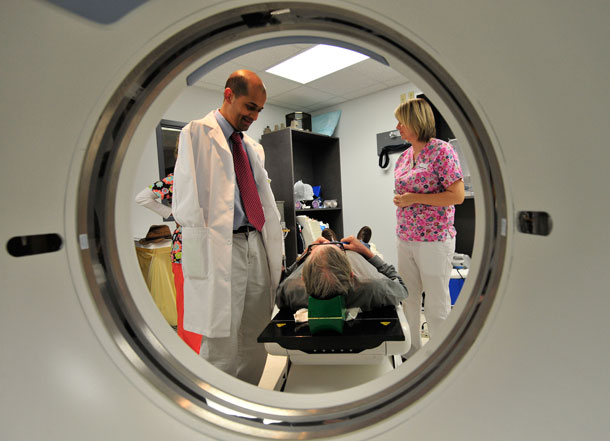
[394,138,463,242]
[150,174,182,263]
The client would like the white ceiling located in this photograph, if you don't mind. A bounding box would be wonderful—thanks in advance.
[192,44,408,113]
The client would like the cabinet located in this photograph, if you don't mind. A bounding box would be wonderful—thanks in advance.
[454,195,475,256]
[262,128,343,264]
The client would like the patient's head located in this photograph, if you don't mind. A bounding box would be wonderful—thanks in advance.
[302,244,353,299]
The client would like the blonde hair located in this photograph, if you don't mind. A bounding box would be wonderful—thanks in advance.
[303,245,352,299]
[394,98,436,142]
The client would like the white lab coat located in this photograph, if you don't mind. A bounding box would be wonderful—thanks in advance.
[172,111,283,337]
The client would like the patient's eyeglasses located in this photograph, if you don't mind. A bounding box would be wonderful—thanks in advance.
[299,241,346,264]
[310,241,345,252]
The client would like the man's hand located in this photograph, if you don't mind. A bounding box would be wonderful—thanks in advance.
[311,236,330,245]
[341,235,374,259]
[296,236,330,263]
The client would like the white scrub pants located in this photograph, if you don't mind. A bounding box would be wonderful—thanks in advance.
[397,236,455,357]
[200,230,271,385]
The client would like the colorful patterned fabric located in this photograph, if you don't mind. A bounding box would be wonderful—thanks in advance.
[172,262,202,352]
[394,138,463,242]
[150,174,182,263]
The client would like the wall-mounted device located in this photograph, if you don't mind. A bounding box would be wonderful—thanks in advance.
[376,129,410,168]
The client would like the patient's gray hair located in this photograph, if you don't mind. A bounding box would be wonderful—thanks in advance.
[303,245,352,299]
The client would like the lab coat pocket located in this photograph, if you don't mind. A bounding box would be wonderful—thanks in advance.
[181,227,209,279]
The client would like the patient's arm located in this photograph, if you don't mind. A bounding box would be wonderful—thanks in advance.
[347,254,408,311]
[341,235,374,259]
[366,255,407,290]
[342,235,407,289]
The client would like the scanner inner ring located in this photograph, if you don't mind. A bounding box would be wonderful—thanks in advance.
[76,3,507,438]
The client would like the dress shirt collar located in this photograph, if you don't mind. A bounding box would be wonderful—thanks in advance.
[214,109,241,143]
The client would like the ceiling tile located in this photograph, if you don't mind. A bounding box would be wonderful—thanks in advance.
[270,86,336,110]
[383,77,410,88]
[341,82,388,101]
[231,44,313,71]
[258,72,302,95]
[192,61,241,88]
[306,64,378,95]
[305,95,346,112]
[352,58,407,83]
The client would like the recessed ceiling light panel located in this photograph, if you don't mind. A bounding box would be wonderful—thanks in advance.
[266,44,369,83]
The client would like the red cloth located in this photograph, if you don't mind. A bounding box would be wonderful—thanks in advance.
[230,132,265,231]
[172,262,203,353]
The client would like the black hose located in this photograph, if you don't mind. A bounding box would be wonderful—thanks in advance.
[379,148,390,168]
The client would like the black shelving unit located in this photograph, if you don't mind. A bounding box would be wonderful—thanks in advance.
[262,128,343,264]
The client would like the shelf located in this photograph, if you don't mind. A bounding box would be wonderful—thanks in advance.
[262,129,343,264]
[296,208,341,213]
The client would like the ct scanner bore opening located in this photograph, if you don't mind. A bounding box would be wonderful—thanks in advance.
[76,3,507,438]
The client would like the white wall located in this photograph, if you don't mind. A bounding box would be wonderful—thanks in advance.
[131,86,293,238]
[315,83,421,266]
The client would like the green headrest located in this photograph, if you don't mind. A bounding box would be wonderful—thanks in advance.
[308,295,346,334]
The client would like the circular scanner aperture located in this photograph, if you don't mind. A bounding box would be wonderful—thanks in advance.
[77,3,507,439]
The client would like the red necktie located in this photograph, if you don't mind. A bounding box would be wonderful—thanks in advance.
[230,132,266,231]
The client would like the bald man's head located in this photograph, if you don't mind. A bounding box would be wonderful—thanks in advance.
[220,70,266,132]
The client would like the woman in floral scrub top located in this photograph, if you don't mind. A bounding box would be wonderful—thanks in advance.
[393,98,464,357]
[136,173,203,353]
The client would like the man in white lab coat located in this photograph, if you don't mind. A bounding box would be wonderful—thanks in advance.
[172,70,283,385]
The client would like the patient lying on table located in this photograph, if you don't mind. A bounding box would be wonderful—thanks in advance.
[276,235,408,311]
